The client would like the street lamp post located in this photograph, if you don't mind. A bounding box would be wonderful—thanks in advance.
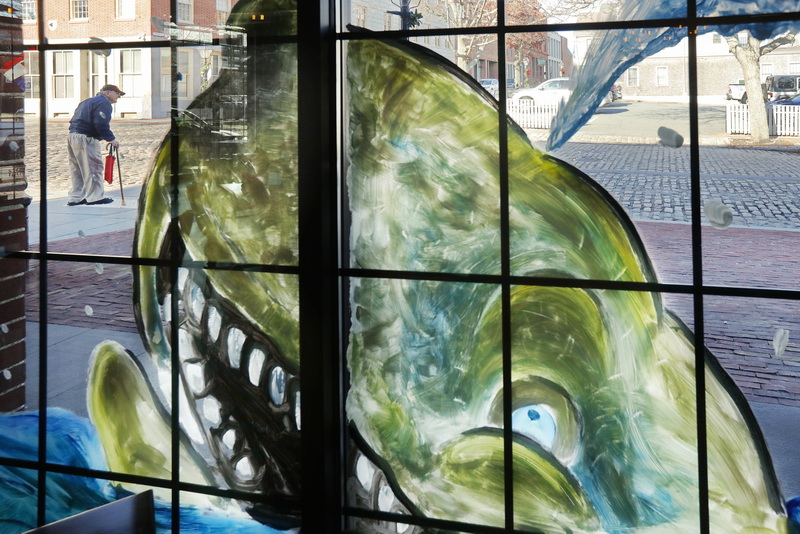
[386,0,422,32]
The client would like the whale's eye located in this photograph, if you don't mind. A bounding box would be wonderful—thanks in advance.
[511,404,556,450]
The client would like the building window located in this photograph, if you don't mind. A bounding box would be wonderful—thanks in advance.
[713,32,722,43]
[70,0,88,20]
[51,50,74,98]
[737,31,748,45]
[23,50,39,98]
[116,0,135,19]
[177,0,193,23]
[656,66,669,86]
[384,13,392,30]
[790,62,800,74]
[160,48,170,100]
[89,52,108,96]
[215,0,228,24]
[21,0,36,21]
[761,62,774,79]
[627,66,639,87]
[355,6,366,27]
[177,50,190,97]
[119,49,142,97]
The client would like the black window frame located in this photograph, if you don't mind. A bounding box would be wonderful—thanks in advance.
[3,1,800,533]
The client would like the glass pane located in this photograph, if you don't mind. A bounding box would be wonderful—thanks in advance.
[179,491,289,531]
[166,39,298,265]
[171,266,301,497]
[511,28,693,285]
[33,260,149,468]
[345,37,501,275]
[704,295,800,532]
[509,286,698,531]
[700,23,800,291]
[0,254,35,455]
[346,277,504,527]
[507,0,688,24]
[346,0,495,32]
[0,466,38,531]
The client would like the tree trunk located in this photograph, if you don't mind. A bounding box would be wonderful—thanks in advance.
[739,51,770,141]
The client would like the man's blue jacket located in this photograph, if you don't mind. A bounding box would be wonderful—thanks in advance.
[68,93,116,141]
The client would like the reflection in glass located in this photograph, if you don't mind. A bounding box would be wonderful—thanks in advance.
[347,0,495,34]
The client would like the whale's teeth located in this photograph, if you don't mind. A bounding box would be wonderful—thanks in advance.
[184,361,206,396]
[202,396,222,426]
[162,293,172,324]
[294,389,302,430]
[269,365,287,405]
[177,267,189,290]
[188,280,205,322]
[248,348,266,386]
[179,381,206,444]
[207,306,222,342]
[235,455,254,478]
[178,328,199,363]
[355,453,375,491]
[377,476,395,512]
[222,428,237,451]
[226,327,245,369]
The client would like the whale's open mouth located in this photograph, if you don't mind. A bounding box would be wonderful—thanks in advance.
[149,225,302,499]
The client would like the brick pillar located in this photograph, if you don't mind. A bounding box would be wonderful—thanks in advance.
[0,11,30,412]
[0,208,28,411]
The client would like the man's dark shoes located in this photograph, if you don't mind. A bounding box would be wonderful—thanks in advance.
[86,198,114,205]
[67,199,87,206]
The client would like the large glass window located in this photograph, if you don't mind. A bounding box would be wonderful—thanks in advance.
[4,1,800,533]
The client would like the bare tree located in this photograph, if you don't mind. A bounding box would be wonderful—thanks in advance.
[725,30,797,142]
[424,0,498,72]
[506,0,547,87]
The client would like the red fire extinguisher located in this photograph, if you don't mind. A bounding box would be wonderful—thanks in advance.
[103,144,115,184]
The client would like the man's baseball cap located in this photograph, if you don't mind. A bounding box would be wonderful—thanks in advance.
[101,84,125,96]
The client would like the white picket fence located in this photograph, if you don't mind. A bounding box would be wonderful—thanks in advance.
[506,100,559,129]
[726,102,800,136]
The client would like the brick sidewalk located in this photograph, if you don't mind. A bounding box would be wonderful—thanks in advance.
[24,223,800,406]
[25,229,138,334]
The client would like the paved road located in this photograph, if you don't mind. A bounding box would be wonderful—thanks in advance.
[579,101,729,140]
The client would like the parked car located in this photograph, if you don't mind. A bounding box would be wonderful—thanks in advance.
[768,92,800,105]
[726,79,767,104]
[511,78,613,107]
[480,78,499,97]
[507,78,516,89]
[765,75,800,101]
[510,77,572,105]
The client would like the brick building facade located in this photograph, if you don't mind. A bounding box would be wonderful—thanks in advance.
[20,0,238,118]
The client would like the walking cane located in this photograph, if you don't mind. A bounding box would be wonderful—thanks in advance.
[115,146,126,206]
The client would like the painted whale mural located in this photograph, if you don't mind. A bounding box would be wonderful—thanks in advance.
[1,0,799,532]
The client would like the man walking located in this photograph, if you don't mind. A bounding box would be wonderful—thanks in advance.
[66,84,124,206]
